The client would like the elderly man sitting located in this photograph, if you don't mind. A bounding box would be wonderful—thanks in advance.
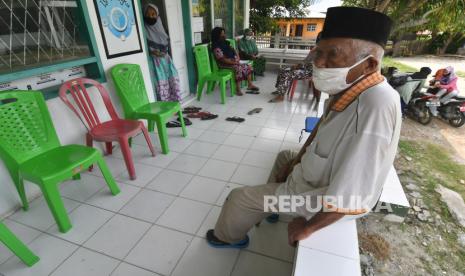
[238,29,267,76]
[206,7,401,248]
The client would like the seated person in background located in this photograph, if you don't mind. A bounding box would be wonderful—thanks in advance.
[211,27,259,96]
[433,66,459,103]
[269,33,321,103]
[238,29,266,76]
[410,67,431,80]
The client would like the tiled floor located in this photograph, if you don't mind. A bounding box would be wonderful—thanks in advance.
[0,69,324,276]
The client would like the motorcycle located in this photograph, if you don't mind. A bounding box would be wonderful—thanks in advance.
[408,90,465,127]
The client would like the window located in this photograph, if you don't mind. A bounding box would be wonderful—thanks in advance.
[0,0,92,73]
[0,0,104,99]
[307,24,317,32]
[234,0,244,36]
[191,0,211,44]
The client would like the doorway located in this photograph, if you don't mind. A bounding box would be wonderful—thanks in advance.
[140,0,191,100]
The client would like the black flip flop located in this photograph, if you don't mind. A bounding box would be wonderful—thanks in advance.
[247,108,262,115]
[206,230,249,249]
[166,121,182,128]
[226,116,245,122]
[178,117,192,126]
[201,113,219,120]
[248,87,260,91]
[246,91,260,95]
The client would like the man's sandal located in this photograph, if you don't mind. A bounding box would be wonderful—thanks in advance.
[206,230,250,249]
[247,108,262,115]
[226,116,245,122]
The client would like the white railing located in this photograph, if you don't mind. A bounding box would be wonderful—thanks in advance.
[255,35,316,50]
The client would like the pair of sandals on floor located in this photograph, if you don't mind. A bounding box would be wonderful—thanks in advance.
[207,214,279,248]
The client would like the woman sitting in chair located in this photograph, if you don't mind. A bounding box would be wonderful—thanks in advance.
[269,33,322,103]
[211,27,259,96]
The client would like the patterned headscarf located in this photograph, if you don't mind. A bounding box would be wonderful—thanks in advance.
[144,4,169,47]
[441,66,457,84]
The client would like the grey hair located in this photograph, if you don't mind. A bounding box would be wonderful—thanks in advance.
[352,39,384,70]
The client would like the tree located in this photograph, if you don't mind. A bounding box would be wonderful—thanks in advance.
[250,0,320,34]
[342,0,465,54]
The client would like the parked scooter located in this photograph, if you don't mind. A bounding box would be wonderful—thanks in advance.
[408,90,465,127]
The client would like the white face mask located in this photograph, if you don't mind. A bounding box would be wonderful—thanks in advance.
[312,55,373,95]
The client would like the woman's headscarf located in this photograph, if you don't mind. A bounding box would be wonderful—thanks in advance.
[144,4,169,47]
[211,27,236,59]
[440,66,457,84]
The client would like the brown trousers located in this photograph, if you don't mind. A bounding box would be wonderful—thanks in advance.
[213,150,298,243]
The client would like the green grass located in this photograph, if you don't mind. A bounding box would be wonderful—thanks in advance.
[457,71,465,78]
[382,57,418,73]
[398,140,465,272]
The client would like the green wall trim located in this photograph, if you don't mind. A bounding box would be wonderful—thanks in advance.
[0,57,98,83]
[78,0,106,82]
[181,0,196,95]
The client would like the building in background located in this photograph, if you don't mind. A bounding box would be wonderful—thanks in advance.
[275,11,325,39]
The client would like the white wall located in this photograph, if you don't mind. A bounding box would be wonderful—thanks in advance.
[0,0,155,217]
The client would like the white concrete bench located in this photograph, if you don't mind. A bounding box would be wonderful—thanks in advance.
[258,48,309,67]
[292,166,410,276]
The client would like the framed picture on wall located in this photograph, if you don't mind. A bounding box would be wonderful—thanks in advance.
[93,0,143,59]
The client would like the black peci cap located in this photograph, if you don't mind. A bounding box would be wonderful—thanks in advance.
[320,7,393,47]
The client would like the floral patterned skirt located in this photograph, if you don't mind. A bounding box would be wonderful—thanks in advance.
[152,54,181,102]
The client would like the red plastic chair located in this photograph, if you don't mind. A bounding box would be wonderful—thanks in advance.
[59,78,155,180]
[288,78,314,101]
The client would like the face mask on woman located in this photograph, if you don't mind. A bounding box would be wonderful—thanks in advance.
[312,55,372,95]
[144,16,157,26]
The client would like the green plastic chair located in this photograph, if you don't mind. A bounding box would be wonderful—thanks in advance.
[194,45,236,104]
[0,222,39,266]
[111,64,187,154]
[0,91,120,233]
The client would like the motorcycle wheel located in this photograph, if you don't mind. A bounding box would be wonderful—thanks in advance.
[416,105,433,125]
[448,112,465,128]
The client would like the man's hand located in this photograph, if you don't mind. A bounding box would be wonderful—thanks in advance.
[288,217,312,247]
[275,160,293,183]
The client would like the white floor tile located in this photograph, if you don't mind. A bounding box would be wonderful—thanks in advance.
[116,163,162,187]
[197,130,230,144]
[146,169,194,195]
[196,206,222,236]
[86,182,140,212]
[212,145,247,163]
[264,119,291,131]
[9,197,80,231]
[112,262,160,276]
[125,225,192,275]
[232,125,262,137]
[188,119,215,130]
[183,127,205,140]
[258,128,286,141]
[112,143,157,162]
[119,190,175,223]
[231,251,292,276]
[88,156,126,179]
[0,234,77,276]
[51,247,119,276]
[230,165,271,186]
[84,214,151,259]
[60,174,106,202]
[250,138,283,153]
[198,159,238,181]
[46,204,113,244]
[241,150,277,169]
[208,121,238,133]
[156,198,211,234]
[223,134,255,149]
[171,237,239,276]
[180,176,227,204]
[0,220,41,265]
[247,222,296,262]
[164,137,195,152]
[242,116,267,126]
[183,141,219,158]
[138,149,180,168]
[167,154,208,174]
[216,183,244,206]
